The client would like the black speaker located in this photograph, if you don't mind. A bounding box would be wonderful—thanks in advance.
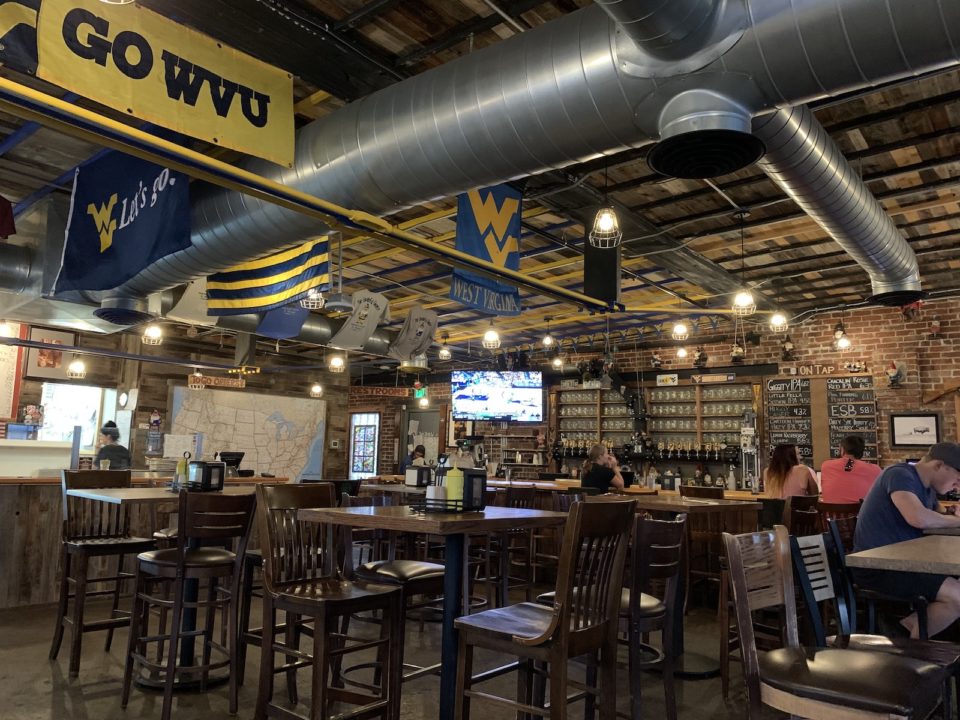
[583,242,621,303]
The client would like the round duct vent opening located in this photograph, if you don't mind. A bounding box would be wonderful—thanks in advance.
[647,130,765,179]
[399,355,429,374]
[869,289,927,308]
[94,296,155,326]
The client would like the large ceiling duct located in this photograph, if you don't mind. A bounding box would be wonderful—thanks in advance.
[754,106,923,306]
[107,0,960,307]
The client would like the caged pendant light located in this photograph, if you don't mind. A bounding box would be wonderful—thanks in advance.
[588,167,622,248]
[731,212,756,317]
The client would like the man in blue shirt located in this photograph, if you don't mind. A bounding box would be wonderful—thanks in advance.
[853,442,960,638]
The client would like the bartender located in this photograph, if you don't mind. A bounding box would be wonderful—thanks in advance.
[96,421,131,470]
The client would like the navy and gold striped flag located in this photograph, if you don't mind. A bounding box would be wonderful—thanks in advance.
[206,238,328,316]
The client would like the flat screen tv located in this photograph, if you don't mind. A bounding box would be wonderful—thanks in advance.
[451,371,543,422]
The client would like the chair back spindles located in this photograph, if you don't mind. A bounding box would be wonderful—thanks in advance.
[817,501,860,535]
[257,484,337,592]
[679,484,724,499]
[61,470,133,541]
[552,499,635,642]
[504,486,537,509]
[827,514,858,554]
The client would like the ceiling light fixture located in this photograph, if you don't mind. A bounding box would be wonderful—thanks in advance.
[309,383,324,398]
[328,354,346,373]
[67,356,87,379]
[418,395,430,408]
[588,167,622,248]
[551,355,563,369]
[769,311,789,333]
[731,211,756,316]
[482,321,501,349]
[676,346,688,359]
[438,332,452,360]
[542,317,554,347]
[834,320,852,351]
[141,323,163,345]
[671,320,689,342]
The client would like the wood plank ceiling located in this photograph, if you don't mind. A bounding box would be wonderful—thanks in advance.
[2,0,959,370]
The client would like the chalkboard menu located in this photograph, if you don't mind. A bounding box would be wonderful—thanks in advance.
[826,375,877,460]
[767,378,813,460]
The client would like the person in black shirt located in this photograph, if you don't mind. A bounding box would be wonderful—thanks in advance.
[95,421,131,470]
[580,443,624,493]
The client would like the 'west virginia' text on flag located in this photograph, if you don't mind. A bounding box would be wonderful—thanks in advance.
[53,151,190,294]
[450,183,521,316]
[206,239,329,317]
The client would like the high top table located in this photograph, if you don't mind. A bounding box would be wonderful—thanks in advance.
[298,505,567,720]
[846,534,960,574]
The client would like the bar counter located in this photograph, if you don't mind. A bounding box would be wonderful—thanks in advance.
[0,475,287,609]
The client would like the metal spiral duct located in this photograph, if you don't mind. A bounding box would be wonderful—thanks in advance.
[754,106,923,306]
[102,0,960,308]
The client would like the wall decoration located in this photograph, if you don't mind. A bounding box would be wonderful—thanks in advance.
[0,321,25,419]
[890,413,941,448]
[24,327,77,381]
[448,415,473,446]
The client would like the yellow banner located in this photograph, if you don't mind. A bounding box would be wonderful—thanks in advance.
[36,0,294,166]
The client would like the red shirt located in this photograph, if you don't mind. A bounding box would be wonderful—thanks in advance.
[820,458,881,503]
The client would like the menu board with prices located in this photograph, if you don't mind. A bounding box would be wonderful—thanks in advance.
[826,375,877,460]
[766,378,813,460]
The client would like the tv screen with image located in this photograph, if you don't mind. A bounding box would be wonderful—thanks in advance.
[451,371,543,422]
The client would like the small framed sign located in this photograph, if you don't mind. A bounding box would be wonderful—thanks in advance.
[24,327,77,381]
[890,413,941,448]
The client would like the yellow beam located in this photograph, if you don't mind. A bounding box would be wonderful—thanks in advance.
[294,89,332,114]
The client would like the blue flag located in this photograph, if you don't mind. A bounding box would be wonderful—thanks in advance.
[206,238,329,316]
[53,151,190,293]
[450,184,522,316]
[256,303,310,340]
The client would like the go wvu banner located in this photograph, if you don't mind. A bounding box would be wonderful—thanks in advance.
[53,151,190,294]
[450,184,522,316]
[34,0,293,166]
[206,239,329,317]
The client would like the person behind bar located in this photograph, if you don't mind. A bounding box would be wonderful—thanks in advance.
[398,444,426,475]
[764,443,818,498]
[853,442,960,638]
[820,435,881,503]
[580,443,624,493]
[95,421,131,470]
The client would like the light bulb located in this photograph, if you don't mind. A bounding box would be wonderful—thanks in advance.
[141,323,163,345]
[482,326,501,349]
[418,396,430,408]
[310,383,323,398]
[552,356,563,369]
[671,321,688,341]
[677,347,688,359]
[328,355,346,372]
[769,312,788,333]
[837,335,851,350]
[438,344,452,360]
[597,210,615,232]
[734,291,753,307]
[67,357,87,379]
[542,333,554,347]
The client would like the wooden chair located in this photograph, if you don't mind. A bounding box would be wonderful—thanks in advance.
[785,505,822,536]
[723,525,946,720]
[454,499,636,720]
[238,482,337,688]
[791,530,960,717]
[490,486,538,605]
[253,483,404,720]
[121,490,257,720]
[817,501,861,534]
[49,470,155,677]
[679,484,723,592]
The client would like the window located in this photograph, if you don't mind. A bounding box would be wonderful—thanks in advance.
[349,412,380,480]
[38,383,105,453]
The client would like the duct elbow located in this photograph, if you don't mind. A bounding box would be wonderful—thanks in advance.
[596,0,721,60]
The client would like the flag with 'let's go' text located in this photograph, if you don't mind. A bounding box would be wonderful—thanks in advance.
[450,183,521,316]
[53,150,190,294]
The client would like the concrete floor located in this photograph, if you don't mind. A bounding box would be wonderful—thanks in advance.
[0,596,766,720]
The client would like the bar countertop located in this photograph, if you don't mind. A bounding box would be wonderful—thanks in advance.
[0,474,289,485]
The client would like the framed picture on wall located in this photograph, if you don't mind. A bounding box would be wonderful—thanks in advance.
[890,413,941,448]
[24,327,77,381]
[447,414,473,446]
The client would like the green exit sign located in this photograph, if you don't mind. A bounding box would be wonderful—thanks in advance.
[414,387,427,398]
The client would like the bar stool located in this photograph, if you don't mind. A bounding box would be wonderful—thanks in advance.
[254,483,404,720]
[49,470,155,677]
[489,486,537,605]
[121,490,256,720]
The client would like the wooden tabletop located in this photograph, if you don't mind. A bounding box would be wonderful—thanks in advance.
[630,496,762,514]
[360,483,427,495]
[66,486,257,505]
[298,505,567,535]
[925,526,960,536]
[845,535,960,575]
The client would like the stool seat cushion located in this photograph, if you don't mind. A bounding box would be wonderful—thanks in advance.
[137,547,236,567]
[455,602,555,642]
[759,646,944,717]
[357,559,444,584]
[536,589,665,619]
[67,536,155,554]
[273,578,400,606]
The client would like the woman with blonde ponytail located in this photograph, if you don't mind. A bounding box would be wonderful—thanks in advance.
[581,443,624,493]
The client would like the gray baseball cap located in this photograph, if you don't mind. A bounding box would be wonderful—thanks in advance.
[927,442,960,472]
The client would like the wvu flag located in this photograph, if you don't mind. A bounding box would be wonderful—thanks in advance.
[206,239,328,317]
[53,150,190,294]
[0,0,40,76]
[450,183,521,316]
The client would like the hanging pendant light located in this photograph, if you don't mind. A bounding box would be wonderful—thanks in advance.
[482,321,501,349]
[769,311,789,333]
[551,355,563,369]
[731,211,756,316]
[588,167,622,248]
[67,355,87,379]
[141,323,163,346]
[676,347,688,359]
[671,320,689,342]
[328,353,346,373]
[188,370,205,390]
[309,383,324,398]
[542,317,554,348]
[438,332,452,360]
[834,321,852,350]
[418,395,430,408]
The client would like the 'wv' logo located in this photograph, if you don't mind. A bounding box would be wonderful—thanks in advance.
[467,188,519,268]
[87,194,119,252]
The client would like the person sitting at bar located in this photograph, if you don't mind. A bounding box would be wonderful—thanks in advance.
[764,443,818,497]
[95,420,131,470]
[820,435,881,503]
[580,443,624,493]
[398,444,426,475]
[853,442,960,638]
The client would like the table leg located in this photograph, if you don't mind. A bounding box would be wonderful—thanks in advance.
[180,540,200,668]
[440,532,465,720]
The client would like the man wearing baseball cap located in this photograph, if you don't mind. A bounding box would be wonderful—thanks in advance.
[853,442,960,638]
